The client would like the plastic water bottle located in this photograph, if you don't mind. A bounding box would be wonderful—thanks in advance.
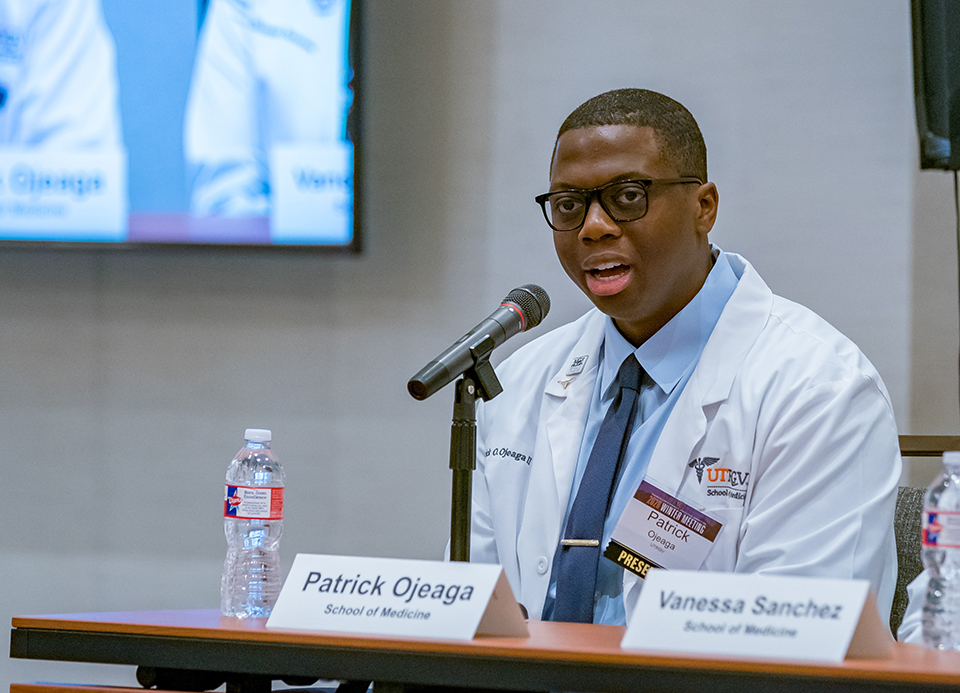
[221,428,285,618]
[922,450,960,649]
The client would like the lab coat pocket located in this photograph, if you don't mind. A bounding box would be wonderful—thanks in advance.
[698,506,746,572]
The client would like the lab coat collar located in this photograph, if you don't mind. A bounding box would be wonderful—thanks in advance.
[598,250,739,399]
[695,252,773,405]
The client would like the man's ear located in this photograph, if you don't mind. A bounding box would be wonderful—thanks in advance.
[695,182,718,235]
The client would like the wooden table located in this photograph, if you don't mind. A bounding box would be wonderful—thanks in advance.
[11,609,960,693]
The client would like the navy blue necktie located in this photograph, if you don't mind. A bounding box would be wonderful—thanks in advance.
[550,354,642,623]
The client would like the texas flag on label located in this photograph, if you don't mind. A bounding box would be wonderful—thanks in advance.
[224,485,284,520]
[923,510,960,549]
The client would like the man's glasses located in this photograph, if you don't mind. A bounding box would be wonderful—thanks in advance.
[534,177,702,232]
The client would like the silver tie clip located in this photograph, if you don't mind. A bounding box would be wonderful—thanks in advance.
[560,539,600,547]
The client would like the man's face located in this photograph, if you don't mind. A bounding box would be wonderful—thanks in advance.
[550,124,717,346]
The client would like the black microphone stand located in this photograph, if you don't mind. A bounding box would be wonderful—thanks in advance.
[448,335,503,562]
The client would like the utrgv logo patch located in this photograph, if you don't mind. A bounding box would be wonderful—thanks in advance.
[689,457,749,502]
[688,456,718,483]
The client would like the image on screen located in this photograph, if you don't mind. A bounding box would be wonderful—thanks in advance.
[0,0,360,249]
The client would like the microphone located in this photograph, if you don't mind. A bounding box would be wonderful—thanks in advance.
[407,284,550,400]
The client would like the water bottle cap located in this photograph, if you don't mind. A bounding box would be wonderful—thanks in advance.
[945,451,960,466]
[244,428,272,442]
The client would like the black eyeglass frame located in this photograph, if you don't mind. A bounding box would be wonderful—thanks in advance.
[534,177,703,232]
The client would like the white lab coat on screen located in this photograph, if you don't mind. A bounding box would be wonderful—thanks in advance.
[183,0,351,217]
[0,0,122,147]
[471,252,901,623]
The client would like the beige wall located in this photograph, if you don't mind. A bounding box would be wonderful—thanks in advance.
[912,170,960,434]
[4,0,948,687]
[906,169,960,486]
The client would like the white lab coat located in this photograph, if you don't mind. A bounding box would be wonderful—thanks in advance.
[471,252,900,623]
[0,0,122,148]
[183,0,351,217]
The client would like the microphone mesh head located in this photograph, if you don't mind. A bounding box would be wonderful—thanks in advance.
[504,284,551,330]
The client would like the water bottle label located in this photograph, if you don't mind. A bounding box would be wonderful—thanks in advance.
[923,510,960,548]
[224,485,284,520]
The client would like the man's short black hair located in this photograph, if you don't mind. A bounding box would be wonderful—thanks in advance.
[557,88,707,182]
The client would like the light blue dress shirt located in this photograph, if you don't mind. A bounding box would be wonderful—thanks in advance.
[542,250,739,625]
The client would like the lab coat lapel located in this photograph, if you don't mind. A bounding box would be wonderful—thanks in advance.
[516,311,605,611]
[540,312,605,511]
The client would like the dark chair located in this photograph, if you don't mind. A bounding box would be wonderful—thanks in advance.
[890,484,924,637]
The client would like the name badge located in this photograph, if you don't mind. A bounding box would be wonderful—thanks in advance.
[604,480,722,578]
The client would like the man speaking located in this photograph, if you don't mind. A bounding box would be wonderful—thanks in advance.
[469,88,900,625]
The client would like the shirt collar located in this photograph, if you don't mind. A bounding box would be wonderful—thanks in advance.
[598,249,739,397]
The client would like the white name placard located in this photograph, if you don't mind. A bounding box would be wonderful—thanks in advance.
[266,553,529,641]
[0,148,127,241]
[269,142,352,244]
[622,570,893,662]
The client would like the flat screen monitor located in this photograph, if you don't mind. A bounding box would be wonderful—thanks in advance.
[0,0,361,250]
[912,0,960,171]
